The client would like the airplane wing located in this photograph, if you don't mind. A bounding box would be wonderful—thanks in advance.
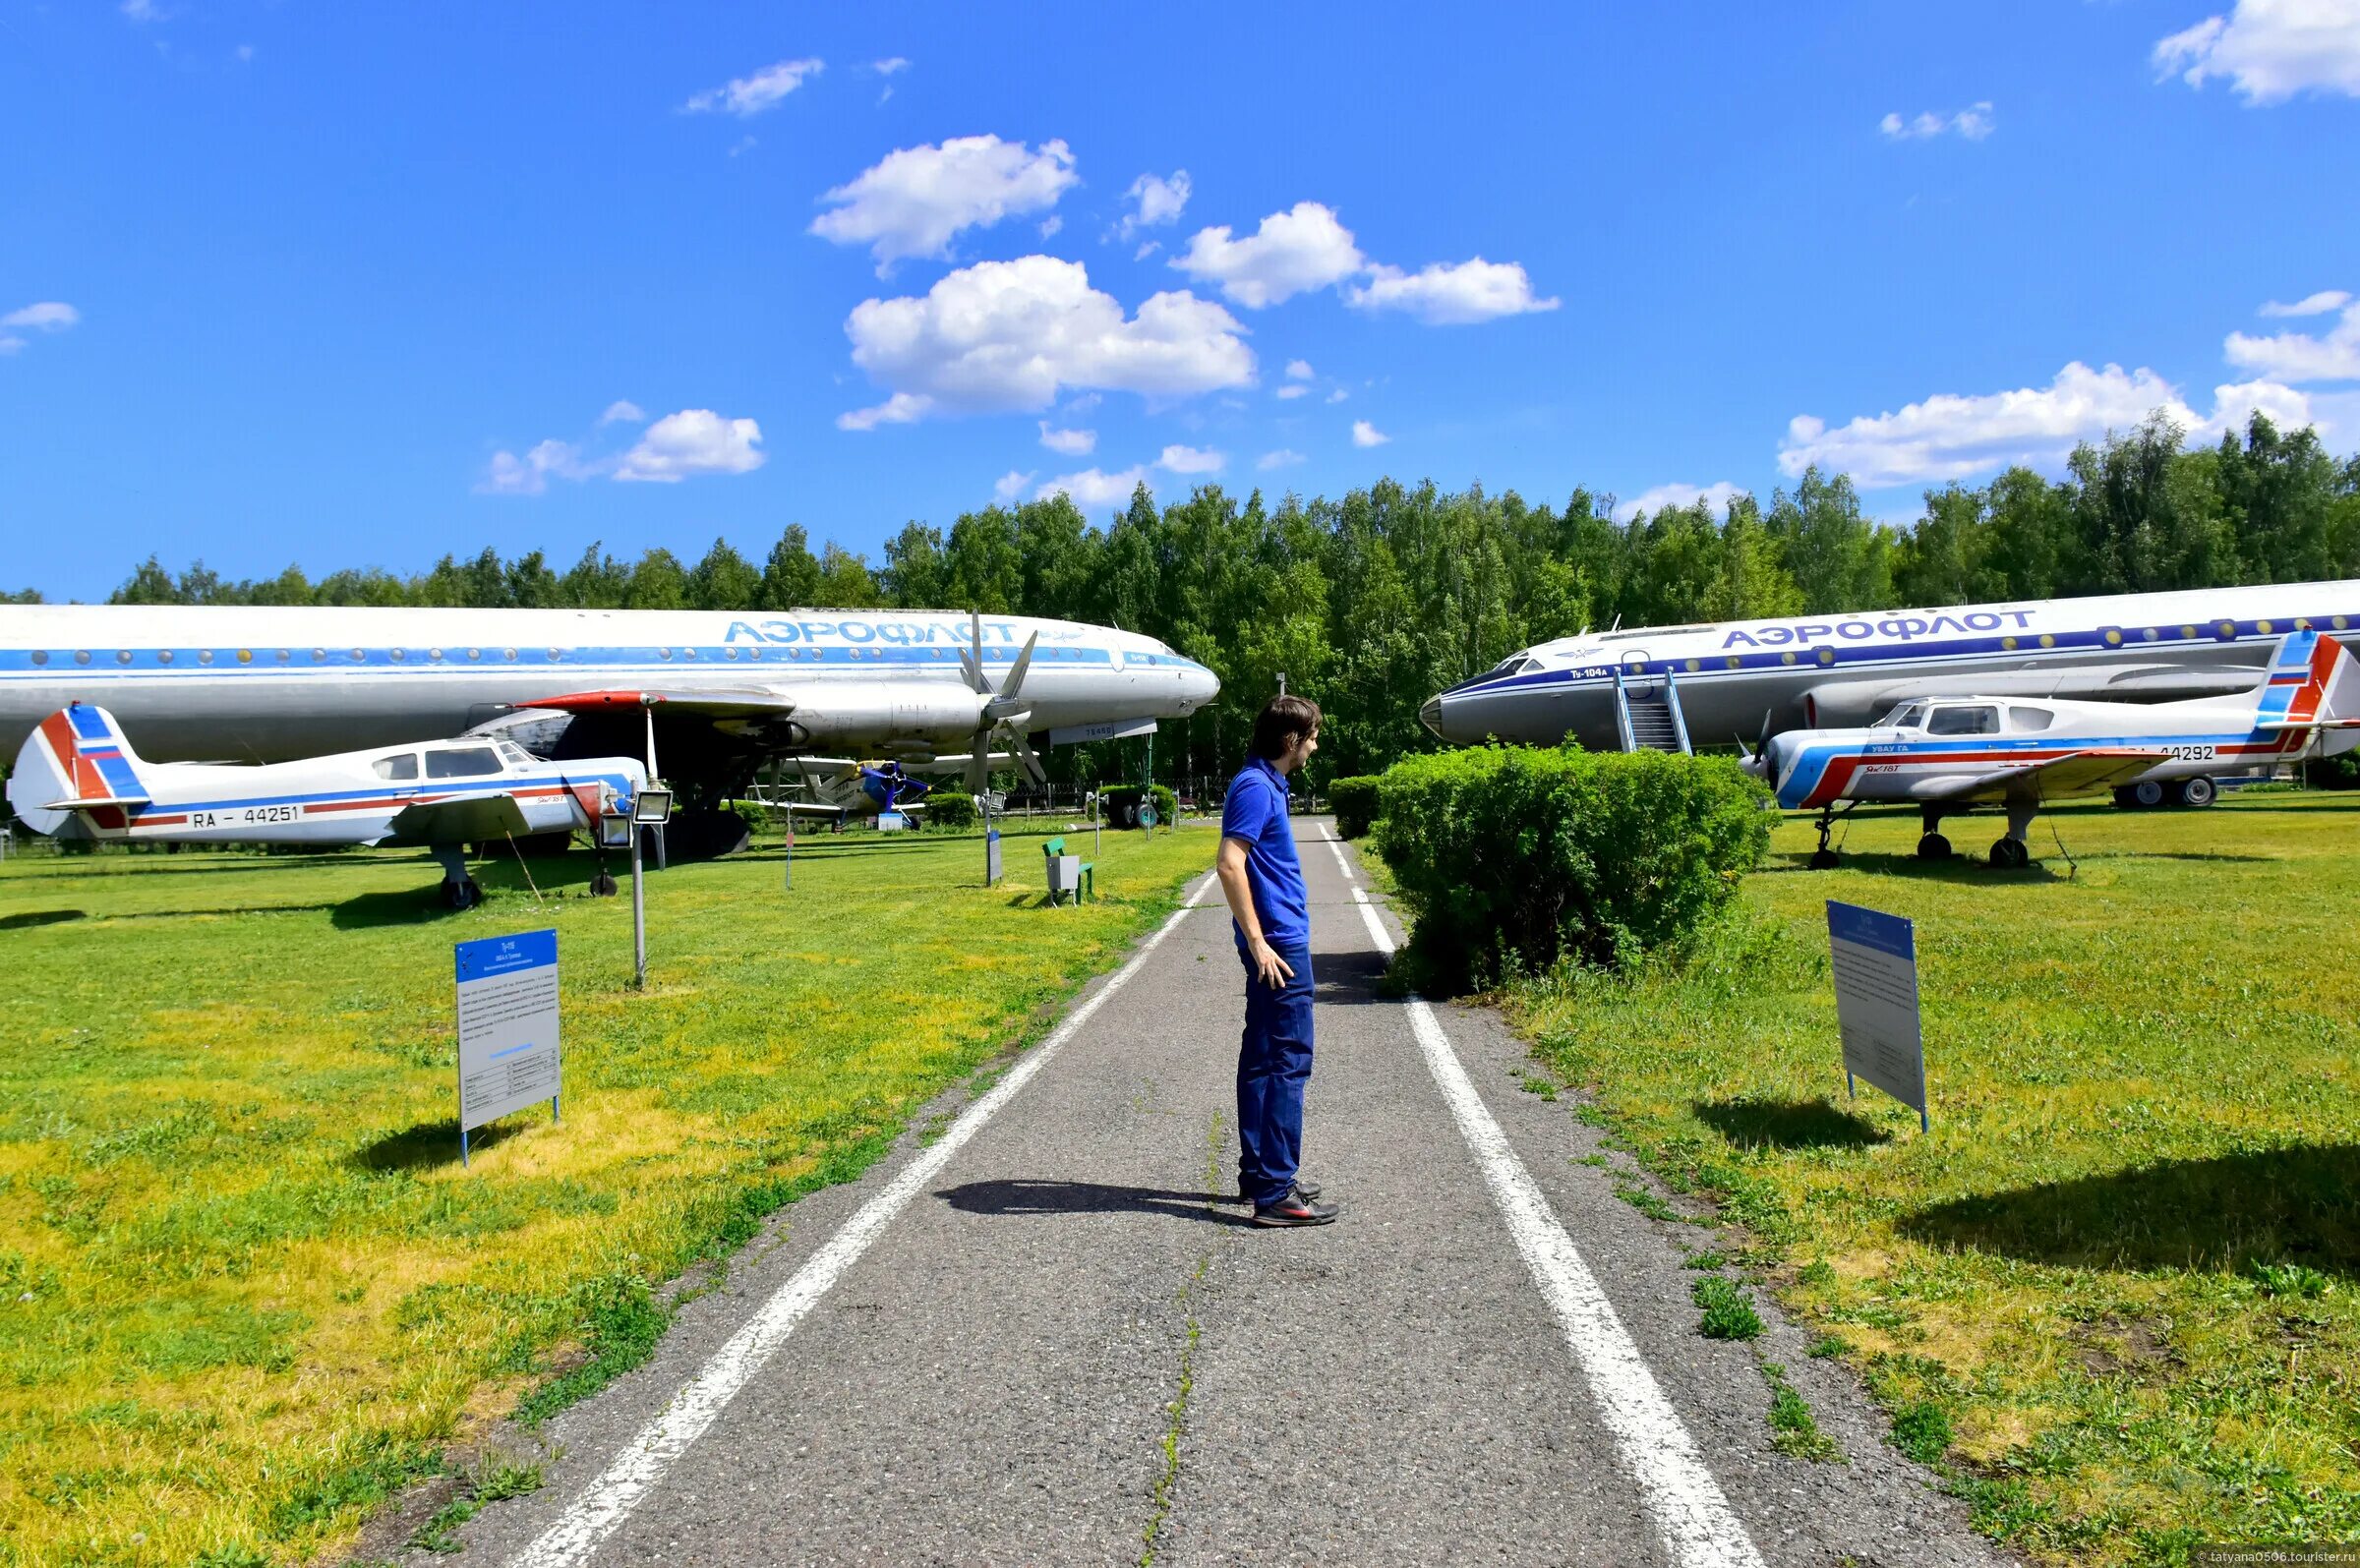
[1922,748,2169,807]
[527,688,801,718]
[382,793,534,845]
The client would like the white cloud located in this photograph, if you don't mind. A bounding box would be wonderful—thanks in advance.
[1133,241,1161,261]
[1275,383,1310,400]
[1613,481,1745,523]
[477,439,584,496]
[1172,202,1366,309]
[1,301,79,357]
[598,399,646,426]
[1878,101,1996,140]
[1157,443,1224,474]
[684,58,824,117]
[1351,420,1389,448]
[2224,299,2360,381]
[873,57,910,76]
[811,136,1078,271]
[1779,363,2205,486]
[2154,0,2360,102]
[1038,214,1063,239]
[1119,170,1192,239]
[1038,422,1096,455]
[1346,258,1560,324]
[614,409,766,482]
[1037,465,1150,509]
[837,391,934,431]
[1327,387,1349,403]
[1285,359,1315,379]
[1258,448,1307,470]
[993,469,1033,502]
[120,0,164,21]
[841,255,1254,422]
[3,302,80,332]
[2260,289,2352,317]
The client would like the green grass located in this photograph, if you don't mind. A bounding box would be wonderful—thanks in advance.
[1693,1275,1766,1340]
[1501,794,2360,1564]
[0,819,1215,1566]
[1759,1361,1844,1463]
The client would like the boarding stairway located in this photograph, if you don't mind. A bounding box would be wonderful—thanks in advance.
[1612,668,1693,754]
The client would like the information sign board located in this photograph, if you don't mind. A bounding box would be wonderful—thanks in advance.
[985,826,1003,886]
[877,811,908,832]
[1824,901,1928,1130]
[454,929,561,1147]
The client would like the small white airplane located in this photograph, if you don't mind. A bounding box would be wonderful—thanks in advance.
[1741,629,2358,869]
[10,702,648,908]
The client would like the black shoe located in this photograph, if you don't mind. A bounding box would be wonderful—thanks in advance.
[1252,1186,1339,1227]
[1234,1176,1320,1204]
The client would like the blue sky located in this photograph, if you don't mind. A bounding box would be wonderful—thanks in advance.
[5,1,2358,603]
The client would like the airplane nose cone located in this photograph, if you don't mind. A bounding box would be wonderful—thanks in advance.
[1180,662,1219,712]
[1420,694,1445,739]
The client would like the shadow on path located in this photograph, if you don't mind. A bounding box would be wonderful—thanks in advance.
[935,1179,1249,1226]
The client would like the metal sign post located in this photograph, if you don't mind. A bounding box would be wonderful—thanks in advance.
[626,786,672,990]
[1825,900,1930,1132]
[454,929,561,1168]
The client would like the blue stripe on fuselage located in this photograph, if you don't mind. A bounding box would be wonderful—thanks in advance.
[139,771,630,816]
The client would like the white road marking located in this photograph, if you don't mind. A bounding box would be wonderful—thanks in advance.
[510,874,1218,1568]
[1333,847,1764,1568]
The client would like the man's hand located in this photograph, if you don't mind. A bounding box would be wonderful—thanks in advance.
[1246,936,1295,990]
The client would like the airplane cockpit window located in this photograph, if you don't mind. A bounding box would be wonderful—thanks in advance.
[1484,651,1541,678]
[2009,706,2055,731]
[372,753,420,781]
[497,742,535,769]
[1870,703,1928,728]
[1926,705,2000,736]
[425,746,503,780]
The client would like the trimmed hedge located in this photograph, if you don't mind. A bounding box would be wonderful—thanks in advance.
[2304,751,2360,790]
[1148,784,1177,825]
[1370,746,1770,992]
[1328,775,1381,840]
[922,790,979,830]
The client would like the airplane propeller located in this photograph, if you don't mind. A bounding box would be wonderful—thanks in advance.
[958,610,1045,797]
[1734,710,1773,777]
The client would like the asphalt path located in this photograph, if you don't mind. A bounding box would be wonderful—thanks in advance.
[449,823,2010,1568]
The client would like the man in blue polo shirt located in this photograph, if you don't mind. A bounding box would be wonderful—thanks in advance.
[1214,694,1338,1227]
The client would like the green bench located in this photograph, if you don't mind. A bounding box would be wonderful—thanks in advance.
[1041,836,1094,905]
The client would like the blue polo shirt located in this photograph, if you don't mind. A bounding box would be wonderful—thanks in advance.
[1221,757,1309,949]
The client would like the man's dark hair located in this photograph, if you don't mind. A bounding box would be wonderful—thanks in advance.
[1250,694,1323,761]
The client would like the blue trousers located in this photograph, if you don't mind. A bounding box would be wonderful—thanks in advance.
[1236,942,1315,1209]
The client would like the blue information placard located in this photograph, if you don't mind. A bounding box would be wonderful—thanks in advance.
[1825,901,1928,1130]
[454,929,561,1148]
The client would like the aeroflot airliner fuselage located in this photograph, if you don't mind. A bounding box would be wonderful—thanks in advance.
[0,606,1217,783]
[1423,580,2360,752]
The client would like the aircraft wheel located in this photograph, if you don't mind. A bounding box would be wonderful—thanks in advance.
[2133,779,2166,808]
[1807,847,1840,871]
[589,872,619,898]
[1917,833,1954,860]
[442,878,481,910]
[1988,838,2030,870]
[2175,776,2217,808]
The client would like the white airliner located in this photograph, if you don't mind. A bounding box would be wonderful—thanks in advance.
[1742,629,2358,869]
[1421,580,2360,773]
[0,605,1217,855]
[13,702,648,906]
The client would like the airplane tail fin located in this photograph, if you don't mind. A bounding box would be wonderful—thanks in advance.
[4,705,151,838]
[2255,629,2360,739]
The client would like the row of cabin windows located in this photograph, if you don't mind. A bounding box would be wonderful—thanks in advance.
[370,742,536,782]
[26,645,1076,667]
[1875,703,2052,734]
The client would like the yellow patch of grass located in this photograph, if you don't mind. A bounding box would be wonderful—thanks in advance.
[0,821,1216,1565]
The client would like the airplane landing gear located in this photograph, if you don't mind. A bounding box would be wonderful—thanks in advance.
[1989,800,2037,870]
[1917,808,1954,860]
[441,876,485,910]
[1807,806,1849,870]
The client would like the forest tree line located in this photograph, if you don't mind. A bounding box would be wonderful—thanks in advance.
[28,411,2360,784]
